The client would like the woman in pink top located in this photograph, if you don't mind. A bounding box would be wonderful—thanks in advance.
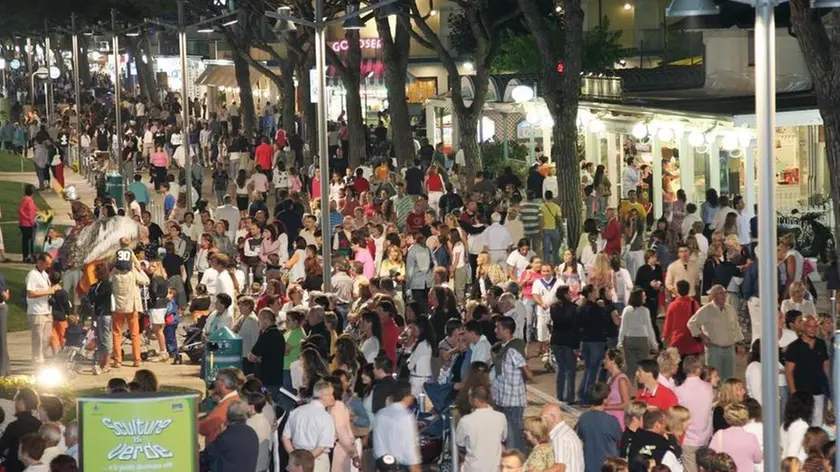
[327,376,361,472]
[149,144,169,189]
[709,404,762,472]
[603,348,631,430]
[518,257,541,342]
[17,184,38,263]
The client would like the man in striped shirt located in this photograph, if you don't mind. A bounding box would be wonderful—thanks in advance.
[518,190,542,256]
[391,183,414,231]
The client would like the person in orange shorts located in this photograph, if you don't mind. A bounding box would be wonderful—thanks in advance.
[48,271,71,354]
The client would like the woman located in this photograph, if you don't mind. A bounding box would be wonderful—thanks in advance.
[322,375,360,472]
[359,311,382,363]
[523,416,556,471]
[212,221,236,257]
[379,245,406,279]
[666,405,691,451]
[455,361,491,415]
[634,249,664,340]
[260,225,288,267]
[722,212,740,237]
[280,284,307,314]
[194,234,214,288]
[779,234,807,300]
[149,143,169,189]
[302,245,324,292]
[709,403,763,472]
[781,281,817,317]
[623,209,646,278]
[604,348,631,429]
[284,237,307,284]
[588,252,615,300]
[576,284,609,407]
[42,228,65,258]
[449,229,469,304]
[132,369,160,392]
[617,288,657,381]
[576,219,601,261]
[669,189,688,237]
[330,171,344,203]
[406,315,436,398]
[428,286,458,343]
[90,263,113,375]
[557,249,587,300]
[713,378,746,433]
[425,164,445,210]
[331,335,361,378]
[782,391,815,462]
[146,260,170,362]
[594,164,612,213]
[294,346,330,396]
[234,169,249,211]
[519,256,542,344]
[701,188,720,238]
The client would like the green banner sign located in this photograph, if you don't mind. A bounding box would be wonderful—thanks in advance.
[78,393,199,472]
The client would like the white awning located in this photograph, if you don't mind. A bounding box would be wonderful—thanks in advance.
[733,109,823,127]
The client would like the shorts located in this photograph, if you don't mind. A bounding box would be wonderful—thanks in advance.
[149,308,166,325]
[536,312,551,343]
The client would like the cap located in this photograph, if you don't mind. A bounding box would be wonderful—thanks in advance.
[114,248,133,271]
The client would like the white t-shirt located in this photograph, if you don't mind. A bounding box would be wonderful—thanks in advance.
[452,242,467,269]
[25,269,51,315]
[249,173,269,193]
[200,268,219,295]
[361,336,380,364]
[455,407,508,472]
[531,278,560,317]
[506,251,532,280]
[745,360,787,406]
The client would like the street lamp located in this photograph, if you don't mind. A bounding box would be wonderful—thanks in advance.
[666,2,779,471]
[264,0,402,292]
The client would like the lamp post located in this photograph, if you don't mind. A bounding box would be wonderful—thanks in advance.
[112,8,125,205]
[666,0,779,470]
[265,0,401,291]
[71,14,83,175]
[44,21,54,127]
[26,38,33,104]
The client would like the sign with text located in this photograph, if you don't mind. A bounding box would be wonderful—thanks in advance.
[79,393,199,472]
[331,38,383,52]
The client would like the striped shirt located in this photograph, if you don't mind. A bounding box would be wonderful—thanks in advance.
[392,194,414,230]
[329,210,344,235]
[519,201,541,236]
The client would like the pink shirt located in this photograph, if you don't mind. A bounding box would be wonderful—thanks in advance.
[150,151,168,168]
[18,196,37,227]
[606,373,628,429]
[674,376,714,446]
[355,248,375,279]
[709,426,762,472]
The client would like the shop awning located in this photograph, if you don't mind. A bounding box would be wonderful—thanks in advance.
[196,64,282,89]
[326,58,415,87]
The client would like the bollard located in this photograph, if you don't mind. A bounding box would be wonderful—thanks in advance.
[450,411,458,472]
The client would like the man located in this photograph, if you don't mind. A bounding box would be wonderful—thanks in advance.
[575,382,621,472]
[635,359,678,410]
[733,195,752,246]
[662,280,703,357]
[438,183,463,217]
[519,190,542,254]
[601,208,621,255]
[255,136,273,172]
[391,183,414,231]
[492,316,532,451]
[687,284,743,380]
[300,214,319,247]
[742,244,761,340]
[542,403,584,472]
[25,253,55,364]
[405,198,426,234]
[306,306,331,361]
[282,380,337,472]
[215,194,240,244]
[110,250,150,368]
[127,174,150,207]
[785,313,830,426]
[404,159,424,195]
[63,421,78,463]
[539,191,563,265]
[248,309,286,396]
[438,319,464,381]
[198,367,241,444]
[506,239,534,281]
[17,433,46,472]
[0,388,42,472]
[711,195,734,232]
[665,243,700,298]
[287,450,316,472]
[142,210,164,244]
[455,385,507,472]
[39,423,64,465]
[626,408,684,472]
[373,380,422,472]
[203,400,259,472]
[500,450,526,472]
[463,320,492,365]
[371,355,397,414]
[674,355,714,472]
[618,189,647,223]
[485,213,514,267]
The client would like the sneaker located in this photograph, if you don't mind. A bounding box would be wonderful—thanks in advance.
[92,365,101,376]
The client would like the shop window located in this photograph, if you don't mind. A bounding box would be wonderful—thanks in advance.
[407,77,438,104]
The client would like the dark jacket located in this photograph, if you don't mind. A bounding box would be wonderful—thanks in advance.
[372,376,397,414]
[203,422,259,472]
[550,302,579,348]
[0,411,43,472]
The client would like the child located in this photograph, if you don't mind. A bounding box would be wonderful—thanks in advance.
[188,284,212,320]
[164,288,181,364]
[49,270,72,354]
[63,315,86,352]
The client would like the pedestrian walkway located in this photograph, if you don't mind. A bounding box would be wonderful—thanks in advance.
[0,170,98,226]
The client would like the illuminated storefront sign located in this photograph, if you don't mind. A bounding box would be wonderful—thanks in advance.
[330,38,382,52]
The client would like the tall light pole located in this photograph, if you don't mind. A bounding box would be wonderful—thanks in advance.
[112,8,125,205]
[26,38,33,104]
[666,1,779,470]
[44,21,53,126]
[178,0,193,208]
[265,0,401,291]
[70,14,83,175]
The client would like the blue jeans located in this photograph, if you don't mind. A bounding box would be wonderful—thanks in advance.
[578,341,606,405]
[552,345,577,402]
[542,229,561,265]
[283,369,294,393]
[500,406,526,451]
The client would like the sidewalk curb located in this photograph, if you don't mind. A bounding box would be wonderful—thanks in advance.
[527,385,582,418]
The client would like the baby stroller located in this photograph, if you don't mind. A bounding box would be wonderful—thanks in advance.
[119,312,156,361]
[56,320,97,376]
[417,382,457,472]
[179,315,206,364]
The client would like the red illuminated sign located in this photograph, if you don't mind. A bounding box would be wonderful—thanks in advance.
[556,61,565,74]
[330,38,383,52]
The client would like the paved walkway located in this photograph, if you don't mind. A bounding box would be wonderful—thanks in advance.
[0,171,97,226]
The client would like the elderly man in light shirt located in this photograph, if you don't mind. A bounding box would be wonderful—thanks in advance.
[282,380,337,472]
[542,403,584,472]
[484,212,513,267]
[687,284,744,381]
[373,380,422,471]
[456,385,507,472]
[499,292,527,340]
[675,355,714,472]
[665,244,700,298]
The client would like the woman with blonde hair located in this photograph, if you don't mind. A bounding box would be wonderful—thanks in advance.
[666,405,691,446]
[709,403,762,472]
[145,259,170,362]
[713,378,746,433]
[781,280,817,316]
[378,245,406,279]
[588,252,615,300]
[656,347,681,390]
[523,415,556,471]
[782,457,802,472]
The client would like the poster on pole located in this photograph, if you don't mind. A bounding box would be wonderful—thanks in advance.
[310,68,319,103]
[78,393,199,472]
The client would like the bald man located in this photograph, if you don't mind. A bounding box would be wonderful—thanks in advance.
[541,404,584,472]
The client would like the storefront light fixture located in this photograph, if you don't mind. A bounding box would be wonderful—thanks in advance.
[376,0,402,18]
[624,3,633,9]
[526,109,542,125]
[665,0,720,17]
[632,122,649,139]
[463,61,475,73]
[511,85,535,103]
[125,31,140,37]
[657,127,675,142]
[688,130,706,147]
[738,133,753,148]
[588,118,606,133]
[722,133,739,151]
[430,8,438,16]
[197,27,215,33]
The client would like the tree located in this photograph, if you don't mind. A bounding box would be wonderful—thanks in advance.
[326,30,367,169]
[789,2,840,259]
[494,17,623,74]
[377,14,414,166]
[516,0,585,244]
[407,0,521,178]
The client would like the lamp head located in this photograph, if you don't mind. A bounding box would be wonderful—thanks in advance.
[665,0,720,17]
[273,7,297,33]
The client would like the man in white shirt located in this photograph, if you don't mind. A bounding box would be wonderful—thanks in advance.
[282,380,338,472]
[484,213,513,267]
[212,255,236,319]
[542,403,585,472]
[506,239,535,280]
[215,195,241,244]
[464,320,492,364]
[26,253,55,364]
[373,381,422,471]
[455,385,507,472]
[733,195,753,246]
[199,123,213,165]
[499,293,526,340]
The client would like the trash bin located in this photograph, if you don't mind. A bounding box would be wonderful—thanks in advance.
[202,327,242,387]
[105,172,124,207]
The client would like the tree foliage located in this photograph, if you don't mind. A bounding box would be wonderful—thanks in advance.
[493,17,624,74]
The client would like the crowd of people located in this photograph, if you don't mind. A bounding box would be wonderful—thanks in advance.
[1,82,838,472]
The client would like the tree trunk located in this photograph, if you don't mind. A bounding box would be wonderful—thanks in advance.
[378,15,414,166]
[232,51,256,137]
[281,59,296,132]
[552,110,582,248]
[297,60,317,158]
[140,36,159,105]
[455,107,480,179]
[78,39,91,88]
[331,30,366,168]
